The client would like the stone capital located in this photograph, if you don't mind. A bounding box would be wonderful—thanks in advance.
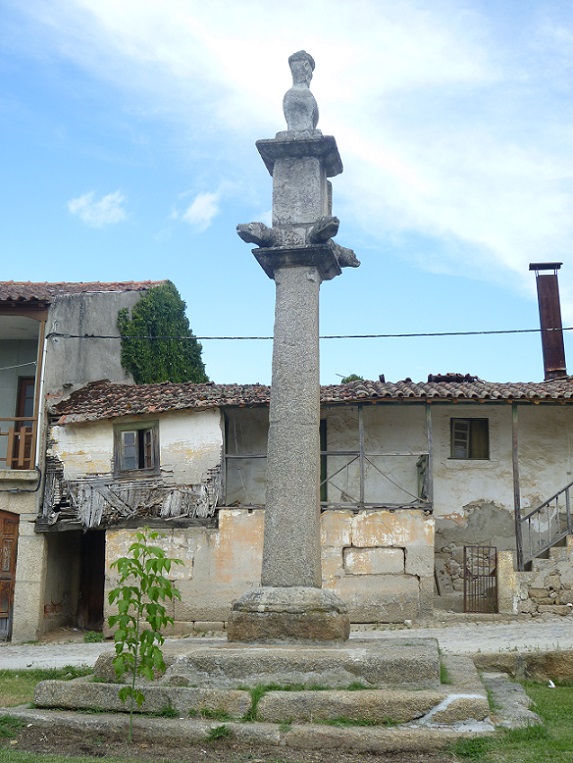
[253,244,341,281]
[256,135,342,178]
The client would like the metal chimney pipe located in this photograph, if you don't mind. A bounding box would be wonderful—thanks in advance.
[529,262,567,380]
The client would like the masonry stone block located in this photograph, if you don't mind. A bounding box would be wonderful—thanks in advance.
[497,550,519,615]
[321,510,352,547]
[559,590,573,605]
[352,510,433,549]
[404,546,434,577]
[344,547,404,575]
[12,513,47,642]
[321,547,344,581]
[418,575,434,619]
[330,575,421,623]
[214,510,264,585]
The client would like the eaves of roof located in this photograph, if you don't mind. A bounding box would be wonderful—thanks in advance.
[50,376,573,425]
[0,281,165,304]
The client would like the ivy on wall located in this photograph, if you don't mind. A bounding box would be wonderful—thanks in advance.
[117,281,208,384]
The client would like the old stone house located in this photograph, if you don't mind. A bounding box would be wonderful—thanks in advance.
[0,280,164,641]
[41,374,573,636]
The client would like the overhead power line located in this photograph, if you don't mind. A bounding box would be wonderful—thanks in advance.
[0,361,37,372]
[45,326,573,342]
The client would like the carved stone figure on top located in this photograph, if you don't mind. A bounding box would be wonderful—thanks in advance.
[283,50,319,133]
[236,50,360,273]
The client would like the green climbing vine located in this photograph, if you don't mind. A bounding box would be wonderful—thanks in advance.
[117,281,208,384]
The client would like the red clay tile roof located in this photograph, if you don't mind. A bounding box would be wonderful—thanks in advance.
[0,281,165,303]
[51,376,573,424]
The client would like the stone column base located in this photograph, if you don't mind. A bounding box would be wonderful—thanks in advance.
[227,586,350,643]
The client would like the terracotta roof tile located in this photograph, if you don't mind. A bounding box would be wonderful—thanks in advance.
[0,281,165,303]
[51,376,573,424]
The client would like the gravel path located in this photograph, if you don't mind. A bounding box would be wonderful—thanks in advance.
[1,615,572,670]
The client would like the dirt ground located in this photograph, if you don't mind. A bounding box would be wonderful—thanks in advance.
[3,723,457,762]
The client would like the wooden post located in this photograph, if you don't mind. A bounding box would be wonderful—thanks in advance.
[512,403,524,570]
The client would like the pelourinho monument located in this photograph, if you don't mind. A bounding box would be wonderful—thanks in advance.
[228,51,359,642]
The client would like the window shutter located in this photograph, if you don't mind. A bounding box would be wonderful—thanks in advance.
[121,430,137,471]
[451,419,470,459]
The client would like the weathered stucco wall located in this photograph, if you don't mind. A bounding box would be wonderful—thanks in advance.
[321,509,434,622]
[433,404,573,597]
[44,291,146,393]
[517,406,573,510]
[50,410,223,484]
[104,508,434,630]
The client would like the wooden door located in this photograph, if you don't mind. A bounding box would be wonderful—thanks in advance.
[0,511,19,641]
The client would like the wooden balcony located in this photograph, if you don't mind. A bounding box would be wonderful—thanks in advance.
[0,418,37,470]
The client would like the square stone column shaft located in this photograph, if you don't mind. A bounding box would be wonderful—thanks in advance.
[272,157,329,228]
[261,265,322,588]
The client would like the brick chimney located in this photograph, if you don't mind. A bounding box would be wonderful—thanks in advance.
[530,262,567,380]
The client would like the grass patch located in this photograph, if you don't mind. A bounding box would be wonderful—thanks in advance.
[452,681,571,762]
[0,716,24,739]
[322,716,384,728]
[189,708,232,721]
[487,686,502,714]
[82,631,104,643]
[156,704,178,718]
[206,724,231,741]
[0,667,93,707]
[439,660,452,685]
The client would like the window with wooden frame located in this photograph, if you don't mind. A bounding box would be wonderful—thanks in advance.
[114,422,159,476]
[450,418,489,460]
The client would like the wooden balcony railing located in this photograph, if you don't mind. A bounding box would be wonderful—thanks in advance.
[0,418,37,470]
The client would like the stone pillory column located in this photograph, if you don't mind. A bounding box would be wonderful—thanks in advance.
[228,51,359,642]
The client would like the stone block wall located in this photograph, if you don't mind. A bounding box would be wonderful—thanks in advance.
[104,508,435,632]
[322,510,434,622]
[497,539,573,617]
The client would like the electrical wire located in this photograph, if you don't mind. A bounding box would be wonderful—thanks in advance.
[0,361,37,372]
[45,326,573,342]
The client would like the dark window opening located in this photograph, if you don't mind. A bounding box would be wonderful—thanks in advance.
[451,418,489,460]
[114,423,159,475]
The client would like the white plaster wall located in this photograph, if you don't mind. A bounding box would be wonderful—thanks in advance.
[431,404,514,521]
[159,409,222,483]
[51,409,223,483]
[51,421,113,478]
[517,405,573,509]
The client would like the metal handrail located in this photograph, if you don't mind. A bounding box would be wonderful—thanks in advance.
[520,480,573,565]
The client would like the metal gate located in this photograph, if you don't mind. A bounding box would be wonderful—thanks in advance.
[463,545,498,614]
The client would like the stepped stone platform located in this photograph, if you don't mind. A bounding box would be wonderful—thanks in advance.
[29,636,532,752]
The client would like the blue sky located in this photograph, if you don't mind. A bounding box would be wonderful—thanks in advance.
[1,0,572,384]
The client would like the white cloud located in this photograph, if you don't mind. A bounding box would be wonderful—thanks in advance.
[17,1,573,301]
[67,190,127,227]
[182,191,220,232]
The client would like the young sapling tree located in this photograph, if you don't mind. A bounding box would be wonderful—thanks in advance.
[108,528,183,742]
